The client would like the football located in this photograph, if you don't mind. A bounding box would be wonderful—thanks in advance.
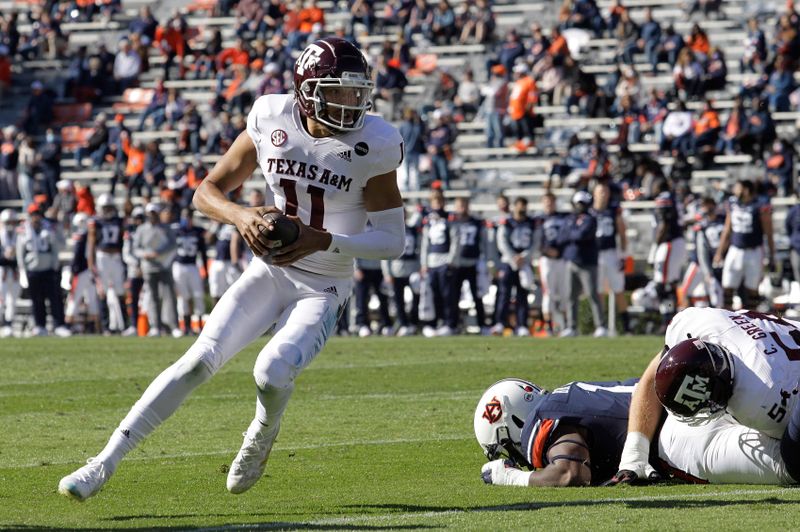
[261,212,300,248]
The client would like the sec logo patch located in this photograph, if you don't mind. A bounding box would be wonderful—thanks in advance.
[354,142,369,156]
[271,129,288,147]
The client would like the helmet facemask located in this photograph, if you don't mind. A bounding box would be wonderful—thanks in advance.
[300,74,374,132]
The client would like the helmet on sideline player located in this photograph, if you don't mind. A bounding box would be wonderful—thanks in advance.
[474,378,546,467]
[72,212,89,234]
[654,338,735,425]
[293,37,374,132]
[96,193,116,217]
[0,208,19,224]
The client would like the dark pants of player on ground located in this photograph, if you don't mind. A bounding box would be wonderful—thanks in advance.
[355,268,391,329]
[494,263,528,329]
[565,262,605,331]
[391,275,419,328]
[27,269,65,329]
[454,265,486,327]
[428,264,457,329]
[144,270,178,332]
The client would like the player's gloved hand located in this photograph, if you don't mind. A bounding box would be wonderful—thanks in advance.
[609,431,652,485]
[270,215,332,267]
[481,459,531,487]
[232,205,283,257]
[602,465,661,486]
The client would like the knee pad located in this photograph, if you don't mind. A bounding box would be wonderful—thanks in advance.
[172,353,214,387]
[254,343,300,390]
[183,338,223,376]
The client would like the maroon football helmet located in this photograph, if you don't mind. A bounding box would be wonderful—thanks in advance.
[654,339,734,423]
[293,37,374,131]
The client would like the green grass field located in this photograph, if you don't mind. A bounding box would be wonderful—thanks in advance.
[1,336,799,530]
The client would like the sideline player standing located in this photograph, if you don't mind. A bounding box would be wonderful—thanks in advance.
[535,192,568,335]
[651,180,685,332]
[591,183,630,334]
[171,208,208,335]
[713,179,775,309]
[88,194,127,334]
[58,37,405,501]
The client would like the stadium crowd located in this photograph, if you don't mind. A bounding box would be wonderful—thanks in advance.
[1,0,800,337]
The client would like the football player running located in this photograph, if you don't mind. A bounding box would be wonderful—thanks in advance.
[613,307,800,485]
[59,37,405,501]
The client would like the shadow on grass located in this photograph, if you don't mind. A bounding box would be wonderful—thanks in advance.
[3,525,433,531]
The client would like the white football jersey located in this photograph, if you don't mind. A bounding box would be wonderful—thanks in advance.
[246,94,403,278]
[665,307,800,438]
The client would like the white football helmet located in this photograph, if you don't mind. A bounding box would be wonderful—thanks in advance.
[0,209,19,224]
[474,378,546,466]
[97,193,115,208]
[72,212,89,234]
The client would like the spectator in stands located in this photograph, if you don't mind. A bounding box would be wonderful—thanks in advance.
[17,203,70,337]
[288,0,324,50]
[179,103,204,154]
[113,39,141,93]
[428,0,456,45]
[0,209,19,337]
[458,0,494,44]
[16,133,35,208]
[673,48,704,99]
[507,63,537,152]
[480,64,508,149]
[404,0,431,43]
[374,54,408,122]
[691,99,721,167]
[613,66,642,110]
[741,17,767,73]
[739,96,775,161]
[35,128,60,200]
[0,126,18,201]
[660,100,693,155]
[493,197,535,336]
[688,0,721,17]
[454,69,480,120]
[123,140,145,199]
[134,202,178,337]
[526,23,551,67]
[236,0,267,40]
[398,108,425,191]
[143,141,166,200]
[716,96,746,154]
[703,47,727,93]
[75,113,109,170]
[129,6,158,42]
[0,45,10,100]
[0,13,20,57]
[155,15,190,79]
[615,10,640,65]
[630,8,661,75]
[565,0,605,37]
[766,54,795,112]
[50,180,76,229]
[686,23,710,62]
[425,109,454,188]
[258,62,285,96]
[20,81,54,134]
[765,139,795,197]
[495,30,525,76]
[655,25,684,72]
[350,0,376,34]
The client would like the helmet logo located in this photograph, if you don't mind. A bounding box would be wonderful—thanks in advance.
[296,43,325,76]
[271,129,287,147]
[482,396,502,423]
[673,375,711,410]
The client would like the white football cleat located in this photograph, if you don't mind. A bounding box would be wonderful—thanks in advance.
[358,325,372,337]
[58,458,112,502]
[593,326,609,338]
[146,328,161,337]
[435,325,454,337]
[30,326,47,337]
[559,328,577,338]
[0,325,13,338]
[515,326,530,337]
[489,323,505,336]
[421,325,436,338]
[227,421,279,494]
[54,326,73,337]
[171,328,184,338]
[396,325,417,337]
[121,326,138,337]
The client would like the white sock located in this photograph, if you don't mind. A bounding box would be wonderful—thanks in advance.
[95,352,213,470]
[254,383,294,433]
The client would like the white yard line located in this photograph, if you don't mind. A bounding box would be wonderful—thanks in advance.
[193,487,799,531]
[5,434,473,469]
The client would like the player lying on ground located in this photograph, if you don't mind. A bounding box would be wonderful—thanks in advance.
[58,37,406,501]
[613,307,800,485]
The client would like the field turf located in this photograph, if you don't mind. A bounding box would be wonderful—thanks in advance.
[1,336,798,530]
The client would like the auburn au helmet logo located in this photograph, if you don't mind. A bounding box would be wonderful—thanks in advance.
[482,396,502,423]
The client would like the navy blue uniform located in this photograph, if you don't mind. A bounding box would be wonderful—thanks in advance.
[423,208,451,256]
[537,212,569,258]
[174,225,206,265]
[560,212,598,267]
[729,197,768,249]
[592,207,619,251]
[401,225,420,261]
[455,217,483,260]
[71,232,89,275]
[214,227,233,262]
[520,379,638,485]
[654,192,682,244]
[786,204,800,254]
[93,216,124,252]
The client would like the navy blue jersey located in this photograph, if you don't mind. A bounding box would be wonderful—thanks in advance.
[400,225,420,260]
[174,225,206,265]
[560,212,598,266]
[71,232,89,274]
[729,197,768,249]
[689,215,724,267]
[214,225,234,261]
[592,207,619,251]
[423,209,451,254]
[654,192,682,243]
[520,379,637,485]
[93,216,124,252]
[537,212,569,257]
[502,216,536,254]
[455,216,483,259]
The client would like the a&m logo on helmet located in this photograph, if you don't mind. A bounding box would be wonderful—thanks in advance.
[295,43,324,76]
[482,396,502,423]
[271,129,287,147]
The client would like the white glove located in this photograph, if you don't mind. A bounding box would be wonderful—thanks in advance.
[481,459,532,487]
